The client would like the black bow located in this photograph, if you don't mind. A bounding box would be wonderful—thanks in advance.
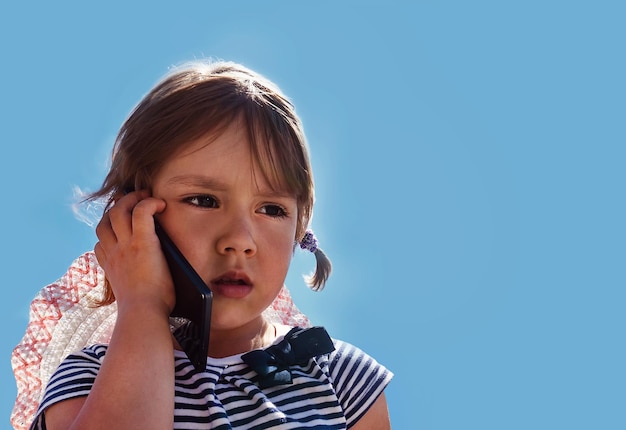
[241,326,335,388]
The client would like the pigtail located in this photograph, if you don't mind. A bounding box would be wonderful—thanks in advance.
[299,230,332,291]
[305,247,332,291]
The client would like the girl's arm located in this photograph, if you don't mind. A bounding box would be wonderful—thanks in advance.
[44,191,176,430]
[43,306,175,430]
[350,393,392,430]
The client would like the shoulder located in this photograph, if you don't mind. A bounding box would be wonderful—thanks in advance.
[278,326,392,384]
[34,345,108,419]
[320,333,394,427]
[52,344,109,371]
[328,337,393,383]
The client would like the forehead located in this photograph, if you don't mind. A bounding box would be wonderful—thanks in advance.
[158,123,294,196]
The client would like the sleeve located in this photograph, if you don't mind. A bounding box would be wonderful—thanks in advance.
[29,344,108,430]
[328,340,393,428]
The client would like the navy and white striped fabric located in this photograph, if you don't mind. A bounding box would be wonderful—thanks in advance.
[31,331,392,429]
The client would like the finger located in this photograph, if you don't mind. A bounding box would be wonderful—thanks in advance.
[95,210,116,246]
[107,190,148,242]
[93,241,107,267]
[129,197,167,238]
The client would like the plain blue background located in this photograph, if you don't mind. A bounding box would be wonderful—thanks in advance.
[2,1,625,429]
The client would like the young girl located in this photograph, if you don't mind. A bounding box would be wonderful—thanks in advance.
[12,60,392,429]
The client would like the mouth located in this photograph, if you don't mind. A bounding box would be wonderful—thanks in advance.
[210,271,253,299]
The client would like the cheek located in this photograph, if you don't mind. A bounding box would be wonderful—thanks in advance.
[271,234,296,260]
[267,247,294,288]
[265,227,297,270]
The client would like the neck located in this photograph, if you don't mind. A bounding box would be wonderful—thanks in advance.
[206,317,276,358]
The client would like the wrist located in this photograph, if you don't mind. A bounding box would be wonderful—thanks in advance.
[115,298,172,324]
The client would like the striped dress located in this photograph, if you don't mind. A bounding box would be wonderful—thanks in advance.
[31,328,393,429]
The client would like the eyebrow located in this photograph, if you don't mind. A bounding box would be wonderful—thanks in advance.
[166,175,229,191]
[165,174,295,199]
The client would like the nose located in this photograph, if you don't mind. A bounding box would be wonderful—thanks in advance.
[215,216,257,257]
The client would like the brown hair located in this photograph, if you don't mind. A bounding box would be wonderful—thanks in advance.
[86,60,331,304]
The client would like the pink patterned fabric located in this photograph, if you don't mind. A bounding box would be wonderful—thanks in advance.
[11,251,310,430]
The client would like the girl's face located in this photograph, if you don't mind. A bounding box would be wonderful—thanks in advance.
[151,122,298,332]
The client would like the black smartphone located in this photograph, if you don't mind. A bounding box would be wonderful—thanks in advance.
[154,218,212,372]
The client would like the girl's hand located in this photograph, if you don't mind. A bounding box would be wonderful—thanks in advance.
[94,190,175,317]
[47,191,177,429]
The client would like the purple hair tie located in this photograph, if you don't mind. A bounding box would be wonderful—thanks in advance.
[299,230,318,253]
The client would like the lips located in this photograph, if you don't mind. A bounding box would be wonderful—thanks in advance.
[210,271,253,299]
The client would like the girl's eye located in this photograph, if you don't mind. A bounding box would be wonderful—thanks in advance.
[259,204,288,218]
[185,195,219,208]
